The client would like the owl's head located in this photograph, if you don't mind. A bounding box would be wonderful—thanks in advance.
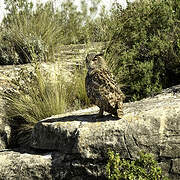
[86,53,107,71]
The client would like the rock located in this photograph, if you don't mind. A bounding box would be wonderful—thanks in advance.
[172,158,180,174]
[0,150,52,180]
[1,42,178,179]
[0,97,11,150]
[30,85,180,179]
[0,122,11,150]
[0,42,106,88]
[0,149,106,180]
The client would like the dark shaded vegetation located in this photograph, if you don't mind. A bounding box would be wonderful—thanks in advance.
[105,0,180,101]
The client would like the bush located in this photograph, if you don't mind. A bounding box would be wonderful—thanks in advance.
[106,150,168,180]
[1,0,61,63]
[0,30,47,65]
[2,0,106,45]
[1,0,108,64]
[58,0,107,44]
[2,62,90,145]
[105,0,180,101]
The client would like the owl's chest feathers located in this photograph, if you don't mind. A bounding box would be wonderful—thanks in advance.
[86,68,125,101]
[86,69,115,97]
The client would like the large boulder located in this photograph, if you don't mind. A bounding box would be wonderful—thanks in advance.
[0,148,106,180]
[0,151,52,180]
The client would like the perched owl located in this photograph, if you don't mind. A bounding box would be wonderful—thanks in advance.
[85,53,125,118]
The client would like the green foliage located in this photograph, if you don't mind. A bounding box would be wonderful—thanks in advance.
[105,0,180,101]
[71,68,90,107]
[0,30,47,65]
[0,0,108,64]
[3,0,34,26]
[106,150,168,180]
[51,0,104,44]
[2,62,90,145]
[2,1,61,62]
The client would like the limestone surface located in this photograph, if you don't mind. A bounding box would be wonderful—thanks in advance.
[0,150,52,180]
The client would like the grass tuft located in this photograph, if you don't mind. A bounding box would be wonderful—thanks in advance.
[2,61,90,145]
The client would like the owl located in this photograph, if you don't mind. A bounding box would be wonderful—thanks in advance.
[85,53,125,118]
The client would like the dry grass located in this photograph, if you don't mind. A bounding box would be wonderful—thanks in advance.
[2,61,90,145]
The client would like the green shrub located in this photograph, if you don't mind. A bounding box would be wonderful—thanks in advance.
[1,0,108,64]
[0,31,19,65]
[2,0,61,63]
[0,30,47,65]
[58,0,106,44]
[2,0,105,47]
[105,0,180,101]
[71,67,90,108]
[106,150,168,180]
[2,62,90,145]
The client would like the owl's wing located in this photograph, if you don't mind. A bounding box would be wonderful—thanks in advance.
[91,69,125,107]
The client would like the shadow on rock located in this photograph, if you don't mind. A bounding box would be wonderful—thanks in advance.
[40,113,119,123]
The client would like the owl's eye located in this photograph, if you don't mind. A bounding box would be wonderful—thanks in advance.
[92,57,98,61]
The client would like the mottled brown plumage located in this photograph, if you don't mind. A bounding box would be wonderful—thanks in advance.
[85,53,125,118]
